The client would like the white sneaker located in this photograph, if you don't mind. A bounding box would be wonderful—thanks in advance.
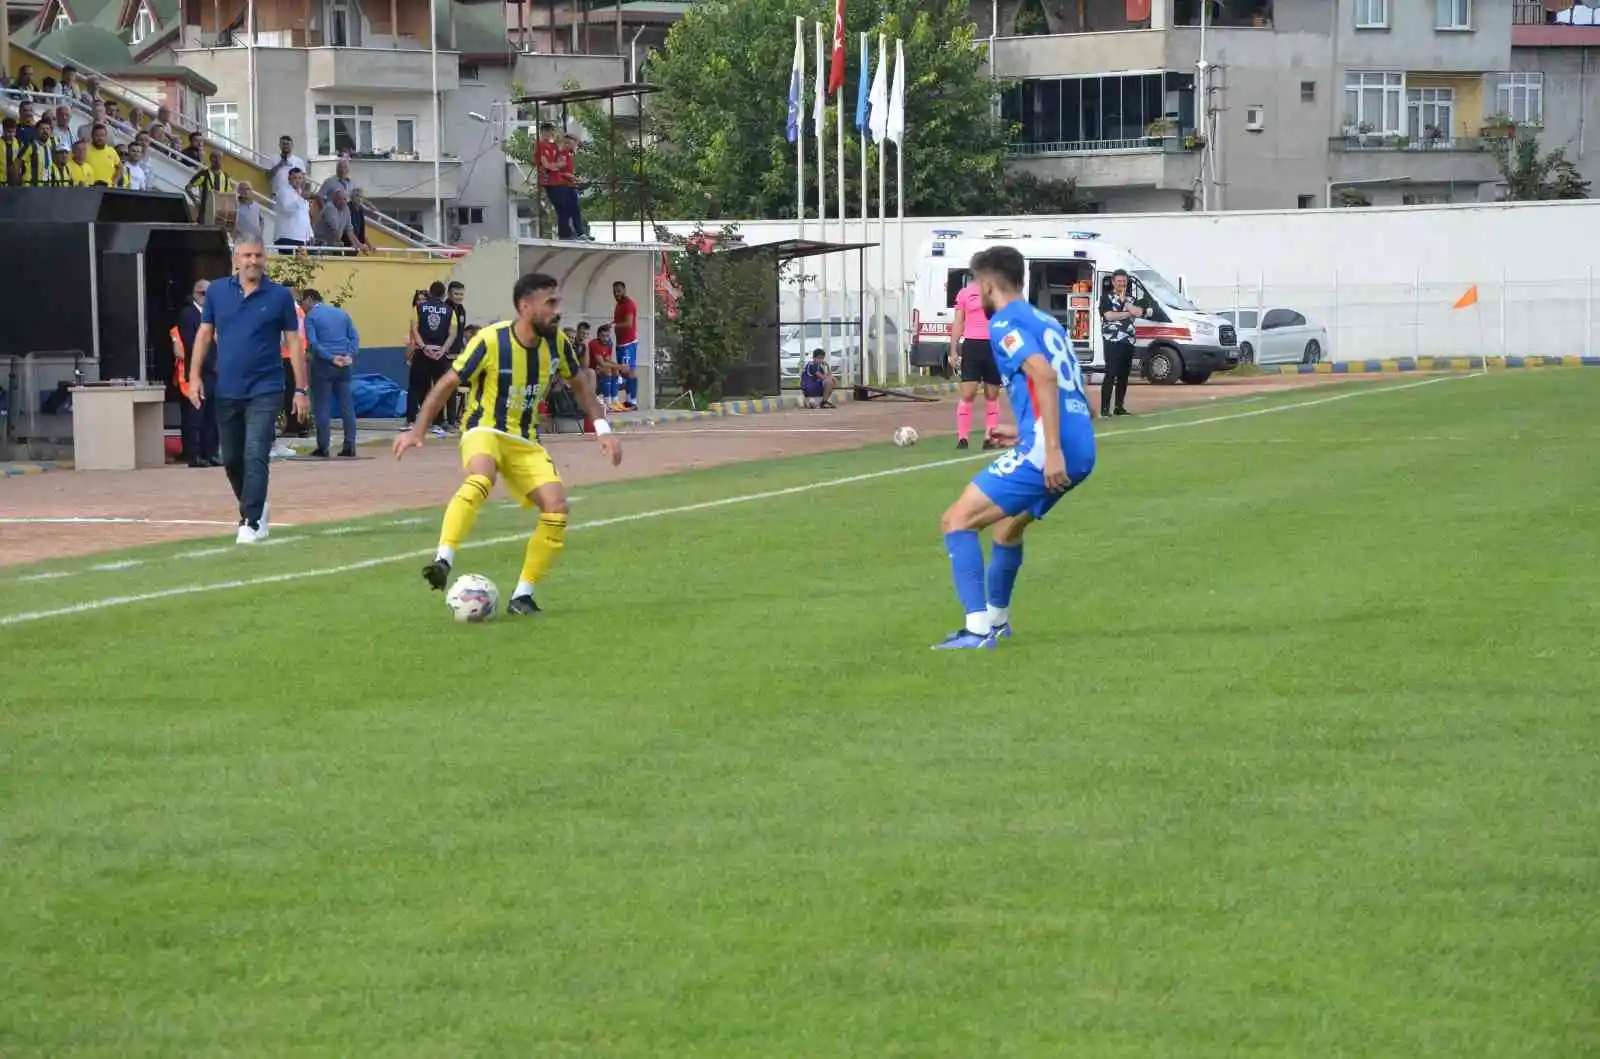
[235,502,270,544]
[429,425,448,439]
[257,502,270,541]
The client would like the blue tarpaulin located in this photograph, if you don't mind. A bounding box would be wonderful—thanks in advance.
[349,374,407,419]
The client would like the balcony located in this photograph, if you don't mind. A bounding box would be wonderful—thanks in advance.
[1512,0,1600,45]
[1007,134,1202,190]
[1328,134,1501,186]
[309,155,460,200]
[306,46,459,93]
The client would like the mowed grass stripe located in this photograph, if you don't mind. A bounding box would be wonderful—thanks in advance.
[2,370,1596,1057]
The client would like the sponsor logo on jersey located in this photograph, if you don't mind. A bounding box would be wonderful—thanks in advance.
[999,329,1024,356]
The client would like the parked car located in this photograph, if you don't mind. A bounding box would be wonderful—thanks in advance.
[777,318,899,380]
[1216,307,1329,366]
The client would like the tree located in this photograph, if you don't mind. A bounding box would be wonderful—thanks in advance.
[655,224,771,402]
[562,0,1086,221]
[266,250,356,305]
[1489,130,1591,201]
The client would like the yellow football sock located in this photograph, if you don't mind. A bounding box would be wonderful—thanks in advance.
[438,474,492,556]
[518,512,568,586]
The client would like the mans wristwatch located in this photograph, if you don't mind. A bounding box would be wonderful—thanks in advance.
[295,387,309,395]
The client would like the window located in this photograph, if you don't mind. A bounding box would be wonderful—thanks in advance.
[130,0,156,43]
[392,208,424,230]
[323,0,360,46]
[1354,0,1388,28]
[1403,192,1453,205]
[1435,0,1470,29]
[395,116,416,155]
[314,103,374,155]
[1300,80,1316,103]
[1343,72,1404,134]
[1000,72,1195,149]
[1407,86,1455,141]
[206,101,239,144]
[1296,195,1314,209]
[1496,72,1543,124]
[1262,309,1298,330]
[458,61,481,82]
[1233,310,1261,327]
[455,206,484,226]
[1245,105,1264,130]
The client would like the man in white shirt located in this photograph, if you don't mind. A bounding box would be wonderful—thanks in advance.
[273,167,315,248]
[123,140,148,189]
[233,180,266,244]
[268,135,308,198]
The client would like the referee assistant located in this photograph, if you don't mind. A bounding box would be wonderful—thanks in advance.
[950,277,1003,450]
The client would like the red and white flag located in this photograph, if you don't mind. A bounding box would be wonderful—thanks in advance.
[827,0,846,95]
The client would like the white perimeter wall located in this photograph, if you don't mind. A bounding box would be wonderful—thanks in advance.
[630,201,1600,361]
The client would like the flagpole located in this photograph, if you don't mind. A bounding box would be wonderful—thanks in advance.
[794,16,807,337]
[858,30,871,388]
[814,20,829,372]
[876,34,888,387]
[892,38,907,382]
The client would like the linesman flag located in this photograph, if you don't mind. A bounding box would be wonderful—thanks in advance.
[1453,284,1479,310]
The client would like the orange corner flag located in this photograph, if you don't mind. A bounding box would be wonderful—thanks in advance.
[1453,284,1479,310]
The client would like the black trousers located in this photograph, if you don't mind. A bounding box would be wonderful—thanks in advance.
[406,353,448,427]
[281,360,308,435]
[1101,340,1135,414]
[180,376,219,461]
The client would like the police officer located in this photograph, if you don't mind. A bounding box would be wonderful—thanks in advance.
[408,281,459,438]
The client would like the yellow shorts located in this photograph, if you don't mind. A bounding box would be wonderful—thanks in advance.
[459,428,561,507]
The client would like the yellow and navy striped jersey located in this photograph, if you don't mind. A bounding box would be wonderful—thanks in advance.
[451,319,581,442]
[17,141,52,186]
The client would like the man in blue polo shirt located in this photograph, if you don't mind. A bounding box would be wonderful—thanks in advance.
[187,241,307,544]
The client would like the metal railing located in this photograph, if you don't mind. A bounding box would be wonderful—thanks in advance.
[1008,133,1201,156]
[1328,134,1497,153]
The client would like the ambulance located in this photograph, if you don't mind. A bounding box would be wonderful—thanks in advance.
[909,229,1240,384]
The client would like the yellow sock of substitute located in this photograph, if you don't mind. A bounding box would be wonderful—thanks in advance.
[517,512,568,588]
[436,474,492,562]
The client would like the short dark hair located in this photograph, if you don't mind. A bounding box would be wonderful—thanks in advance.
[447,280,464,293]
[302,288,323,303]
[969,246,1024,292]
[811,348,826,358]
[427,281,446,299]
[612,280,626,290]
[513,272,559,306]
[1111,269,1130,280]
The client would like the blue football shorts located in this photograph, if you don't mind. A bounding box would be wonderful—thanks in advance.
[616,341,639,371]
[972,443,1095,520]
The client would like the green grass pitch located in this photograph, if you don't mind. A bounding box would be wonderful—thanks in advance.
[2,372,1597,1057]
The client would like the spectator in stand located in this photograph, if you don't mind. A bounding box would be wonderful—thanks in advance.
[84,123,119,185]
[188,149,233,206]
[76,101,109,143]
[80,77,101,108]
[274,168,315,249]
[173,278,219,467]
[801,348,838,408]
[1,118,19,186]
[300,287,360,458]
[611,280,640,411]
[15,102,36,148]
[18,122,53,185]
[314,185,367,253]
[317,156,354,203]
[233,182,265,243]
[182,130,204,164]
[64,140,93,186]
[268,135,308,198]
[59,65,81,100]
[51,105,74,146]
[47,147,72,186]
[41,77,57,99]
[349,188,370,246]
[536,123,581,239]
[110,149,132,188]
[10,65,37,95]
[558,132,589,240]
[123,140,149,189]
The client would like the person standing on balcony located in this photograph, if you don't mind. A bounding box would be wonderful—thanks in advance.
[233,181,266,244]
[536,124,579,239]
[273,168,315,249]
[188,149,233,213]
[1098,269,1142,418]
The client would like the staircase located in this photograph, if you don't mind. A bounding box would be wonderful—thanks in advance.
[4,41,453,253]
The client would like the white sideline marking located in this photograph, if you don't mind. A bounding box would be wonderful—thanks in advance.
[17,570,73,582]
[0,517,274,527]
[173,546,231,559]
[0,375,1469,628]
[87,560,144,572]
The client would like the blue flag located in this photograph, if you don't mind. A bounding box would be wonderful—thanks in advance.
[786,30,804,143]
[854,32,870,133]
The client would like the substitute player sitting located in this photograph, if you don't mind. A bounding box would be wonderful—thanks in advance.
[393,271,622,616]
[933,245,1097,650]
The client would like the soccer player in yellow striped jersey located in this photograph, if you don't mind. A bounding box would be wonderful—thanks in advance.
[394,271,621,615]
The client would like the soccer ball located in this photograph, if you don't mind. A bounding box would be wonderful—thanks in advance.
[893,426,919,447]
[446,574,500,623]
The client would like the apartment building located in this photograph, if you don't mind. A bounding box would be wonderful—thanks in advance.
[152,0,622,240]
[1510,0,1599,196]
[984,0,1518,210]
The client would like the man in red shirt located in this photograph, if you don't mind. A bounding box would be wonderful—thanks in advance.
[536,124,580,239]
[611,281,639,411]
[557,133,589,240]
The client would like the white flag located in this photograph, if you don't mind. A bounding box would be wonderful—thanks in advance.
[886,38,905,146]
[867,33,889,143]
[786,19,804,143]
[813,21,826,140]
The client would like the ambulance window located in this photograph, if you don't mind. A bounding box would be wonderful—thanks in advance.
[945,269,968,307]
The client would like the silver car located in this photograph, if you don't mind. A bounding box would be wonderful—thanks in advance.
[1217,308,1330,366]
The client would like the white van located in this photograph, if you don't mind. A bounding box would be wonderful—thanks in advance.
[909,229,1240,385]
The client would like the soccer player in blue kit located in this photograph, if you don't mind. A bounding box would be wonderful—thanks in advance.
[934,245,1097,650]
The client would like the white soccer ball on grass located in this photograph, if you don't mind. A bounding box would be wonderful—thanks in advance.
[893,426,919,447]
[446,574,500,623]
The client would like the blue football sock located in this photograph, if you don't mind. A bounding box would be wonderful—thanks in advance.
[625,373,639,403]
[944,530,991,635]
[603,375,617,401]
[987,541,1024,625]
